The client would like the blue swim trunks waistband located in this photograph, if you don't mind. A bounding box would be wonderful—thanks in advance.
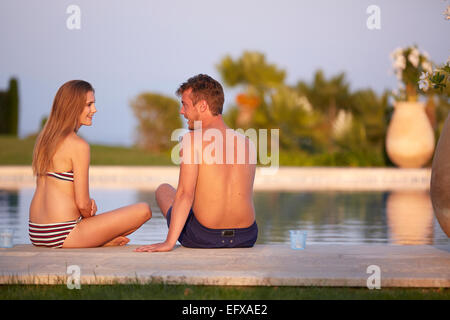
[166,207,258,248]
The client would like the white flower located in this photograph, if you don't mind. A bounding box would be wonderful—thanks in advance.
[390,47,403,60]
[408,52,419,68]
[421,61,433,73]
[408,48,420,68]
[418,73,430,91]
[420,72,429,81]
[443,5,450,20]
[332,110,353,139]
[419,80,429,91]
[394,55,406,71]
[419,72,430,92]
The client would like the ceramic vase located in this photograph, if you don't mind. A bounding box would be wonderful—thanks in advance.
[386,101,435,168]
[430,113,450,237]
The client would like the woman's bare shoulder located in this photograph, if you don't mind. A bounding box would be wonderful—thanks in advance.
[63,132,90,153]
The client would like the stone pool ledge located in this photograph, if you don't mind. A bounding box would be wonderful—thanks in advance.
[0,244,449,287]
[0,166,431,191]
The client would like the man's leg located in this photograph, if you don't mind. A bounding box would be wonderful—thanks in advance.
[155,183,176,218]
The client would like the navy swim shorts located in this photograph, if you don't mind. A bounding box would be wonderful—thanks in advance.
[166,206,258,248]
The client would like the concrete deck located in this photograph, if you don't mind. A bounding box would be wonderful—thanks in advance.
[0,166,432,191]
[1,244,449,287]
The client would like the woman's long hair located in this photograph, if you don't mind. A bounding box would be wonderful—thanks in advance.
[32,80,94,176]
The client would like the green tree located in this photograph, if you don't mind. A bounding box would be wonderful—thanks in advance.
[0,78,20,136]
[264,86,324,152]
[331,89,391,166]
[130,93,182,152]
[218,51,286,94]
[218,51,392,166]
[8,78,19,136]
[295,70,355,151]
[433,84,450,140]
[0,91,7,134]
[218,51,287,130]
[296,70,354,115]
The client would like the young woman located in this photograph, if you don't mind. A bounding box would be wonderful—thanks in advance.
[29,80,151,248]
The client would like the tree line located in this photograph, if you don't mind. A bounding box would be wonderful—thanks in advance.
[0,78,19,136]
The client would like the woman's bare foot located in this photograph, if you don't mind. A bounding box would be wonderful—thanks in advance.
[103,236,130,247]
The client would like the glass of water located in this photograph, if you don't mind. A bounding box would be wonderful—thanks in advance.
[289,230,307,250]
[0,228,14,248]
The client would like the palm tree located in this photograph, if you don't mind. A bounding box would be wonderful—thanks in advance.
[295,70,356,151]
[217,51,286,128]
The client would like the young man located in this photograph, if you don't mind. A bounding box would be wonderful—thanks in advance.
[135,74,258,252]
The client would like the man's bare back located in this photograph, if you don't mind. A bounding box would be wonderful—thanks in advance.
[192,124,256,229]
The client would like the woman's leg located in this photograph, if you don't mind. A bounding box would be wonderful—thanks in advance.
[155,183,176,218]
[62,202,151,248]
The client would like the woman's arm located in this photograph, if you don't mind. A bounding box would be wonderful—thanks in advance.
[71,136,93,218]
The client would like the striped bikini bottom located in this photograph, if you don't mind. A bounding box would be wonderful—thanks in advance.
[29,216,82,248]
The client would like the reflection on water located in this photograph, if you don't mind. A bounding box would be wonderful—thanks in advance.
[386,191,434,245]
[0,190,19,227]
[253,191,390,244]
[0,188,447,246]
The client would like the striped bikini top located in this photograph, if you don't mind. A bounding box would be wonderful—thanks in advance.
[47,171,74,182]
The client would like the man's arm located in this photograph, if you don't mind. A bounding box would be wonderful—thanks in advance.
[135,132,198,252]
[165,158,198,246]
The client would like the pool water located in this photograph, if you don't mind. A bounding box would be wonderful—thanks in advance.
[0,188,448,246]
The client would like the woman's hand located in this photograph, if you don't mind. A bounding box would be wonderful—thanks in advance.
[90,198,97,216]
[133,241,175,253]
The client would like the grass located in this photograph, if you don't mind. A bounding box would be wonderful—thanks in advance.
[0,135,174,166]
[0,284,449,300]
[0,135,36,165]
[0,135,394,167]
[89,144,173,166]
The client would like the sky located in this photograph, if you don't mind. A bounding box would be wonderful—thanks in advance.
[0,0,449,146]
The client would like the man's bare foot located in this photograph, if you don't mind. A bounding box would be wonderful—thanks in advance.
[103,236,130,247]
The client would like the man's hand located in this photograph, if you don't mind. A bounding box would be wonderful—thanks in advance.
[133,241,175,253]
[90,198,97,216]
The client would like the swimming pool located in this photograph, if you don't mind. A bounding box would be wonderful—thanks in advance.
[0,188,448,246]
